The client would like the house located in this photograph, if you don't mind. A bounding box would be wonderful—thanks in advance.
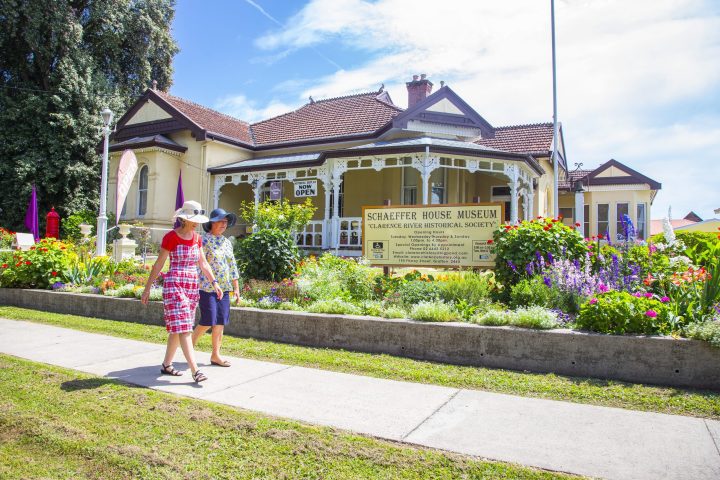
[650,211,703,236]
[107,75,660,251]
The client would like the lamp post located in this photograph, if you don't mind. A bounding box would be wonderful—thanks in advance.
[96,108,113,256]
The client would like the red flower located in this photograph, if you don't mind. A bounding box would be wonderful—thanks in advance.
[25,260,31,265]
[597,234,604,240]
[487,239,494,245]
[543,226,550,231]
[1,263,7,268]
[51,271,58,276]
[575,223,581,227]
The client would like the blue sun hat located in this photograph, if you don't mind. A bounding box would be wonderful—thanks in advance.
[202,208,237,232]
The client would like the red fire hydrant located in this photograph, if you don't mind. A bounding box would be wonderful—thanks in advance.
[46,207,60,239]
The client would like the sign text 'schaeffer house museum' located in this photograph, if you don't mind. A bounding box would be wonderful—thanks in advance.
[108,74,661,251]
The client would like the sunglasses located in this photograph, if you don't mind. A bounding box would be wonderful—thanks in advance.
[183,208,205,218]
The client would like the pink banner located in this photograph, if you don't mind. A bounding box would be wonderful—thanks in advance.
[115,150,138,224]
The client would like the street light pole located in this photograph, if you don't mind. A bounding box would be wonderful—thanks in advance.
[96,108,113,256]
[551,0,559,218]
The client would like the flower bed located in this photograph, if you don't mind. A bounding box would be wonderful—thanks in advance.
[2,288,719,390]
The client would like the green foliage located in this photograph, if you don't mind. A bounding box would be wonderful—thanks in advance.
[235,228,299,281]
[239,198,317,232]
[295,254,377,302]
[492,218,588,289]
[0,0,178,230]
[64,256,116,285]
[381,305,408,319]
[61,210,96,243]
[651,231,720,252]
[685,319,720,348]
[438,270,497,306]
[576,291,672,335]
[306,298,362,315]
[396,280,441,307]
[473,306,558,329]
[509,276,579,313]
[409,301,459,322]
[0,227,14,249]
[0,238,76,288]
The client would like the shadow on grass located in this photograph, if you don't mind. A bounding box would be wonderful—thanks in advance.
[60,377,143,392]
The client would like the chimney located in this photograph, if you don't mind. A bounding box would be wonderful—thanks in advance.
[406,73,433,108]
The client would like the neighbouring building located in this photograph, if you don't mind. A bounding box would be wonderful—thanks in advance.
[107,75,661,251]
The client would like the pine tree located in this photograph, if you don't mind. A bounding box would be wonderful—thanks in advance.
[0,0,178,229]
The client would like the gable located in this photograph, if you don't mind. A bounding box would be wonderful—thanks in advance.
[426,98,464,115]
[125,100,173,125]
[392,86,495,139]
[594,165,631,178]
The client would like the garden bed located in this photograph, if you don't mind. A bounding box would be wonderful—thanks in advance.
[2,288,719,390]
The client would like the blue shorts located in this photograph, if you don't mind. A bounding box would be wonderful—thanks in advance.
[198,290,230,326]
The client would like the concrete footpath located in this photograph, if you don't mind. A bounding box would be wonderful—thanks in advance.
[1,318,719,480]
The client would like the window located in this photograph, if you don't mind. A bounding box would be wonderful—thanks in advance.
[261,180,283,202]
[559,207,574,227]
[491,186,511,222]
[137,165,148,217]
[597,204,609,238]
[584,204,590,239]
[616,203,629,241]
[402,167,418,205]
[430,168,446,204]
[636,203,647,240]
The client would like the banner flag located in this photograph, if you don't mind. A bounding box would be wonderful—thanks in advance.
[115,150,138,224]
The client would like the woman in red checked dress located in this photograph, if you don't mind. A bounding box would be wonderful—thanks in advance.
[141,201,223,383]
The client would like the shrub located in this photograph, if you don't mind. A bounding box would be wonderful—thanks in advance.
[235,228,299,281]
[492,217,587,289]
[239,198,317,232]
[0,227,14,249]
[0,238,75,288]
[576,291,672,335]
[360,300,384,317]
[511,306,558,329]
[472,306,557,329]
[396,280,441,307]
[381,306,407,319]
[651,231,720,252]
[409,301,459,322]
[306,298,362,315]
[241,279,300,303]
[473,309,511,326]
[438,270,497,306]
[509,277,553,309]
[296,254,377,302]
[685,319,720,348]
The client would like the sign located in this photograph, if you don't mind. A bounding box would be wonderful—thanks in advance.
[293,180,317,197]
[362,203,503,267]
[269,181,282,201]
[115,150,138,223]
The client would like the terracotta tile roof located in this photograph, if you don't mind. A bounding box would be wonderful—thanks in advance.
[558,169,592,190]
[250,92,403,145]
[155,91,254,145]
[650,219,697,236]
[475,123,554,154]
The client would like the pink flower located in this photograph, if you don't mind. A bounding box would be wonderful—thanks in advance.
[645,310,657,318]
[661,296,670,303]
[589,298,598,305]
[598,283,609,293]
[644,292,653,298]
[633,292,643,298]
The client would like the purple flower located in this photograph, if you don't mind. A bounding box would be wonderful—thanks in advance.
[633,292,643,298]
[547,252,554,264]
[660,296,670,303]
[543,276,552,287]
[507,260,518,273]
[645,310,657,318]
[51,281,65,290]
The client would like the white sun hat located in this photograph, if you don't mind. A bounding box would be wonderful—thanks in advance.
[173,200,210,224]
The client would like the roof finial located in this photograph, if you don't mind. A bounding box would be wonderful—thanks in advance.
[378,83,385,93]
[309,95,315,104]
[151,79,158,90]
[440,80,445,88]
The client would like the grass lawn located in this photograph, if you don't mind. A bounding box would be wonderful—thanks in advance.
[1,306,719,420]
[0,354,577,479]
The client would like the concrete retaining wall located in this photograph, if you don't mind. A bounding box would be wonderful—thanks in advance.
[2,288,719,390]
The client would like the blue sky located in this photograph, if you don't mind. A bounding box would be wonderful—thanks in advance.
[171,0,720,220]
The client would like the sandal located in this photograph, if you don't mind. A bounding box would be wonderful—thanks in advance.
[211,359,231,367]
[160,363,183,376]
[193,370,208,383]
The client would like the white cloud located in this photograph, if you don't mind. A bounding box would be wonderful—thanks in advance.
[213,94,296,123]
[245,0,720,217]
